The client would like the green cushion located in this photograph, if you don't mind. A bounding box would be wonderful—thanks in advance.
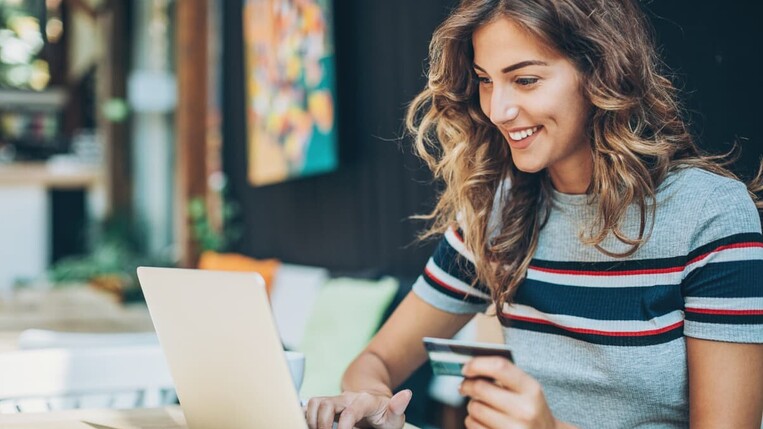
[297,276,399,398]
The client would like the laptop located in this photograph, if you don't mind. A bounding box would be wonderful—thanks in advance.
[136,266,308,429]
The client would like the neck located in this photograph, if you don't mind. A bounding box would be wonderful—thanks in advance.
[548,149,593,194]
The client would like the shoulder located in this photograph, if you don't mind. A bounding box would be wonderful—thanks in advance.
[660,167,753,209]
[662,167,745,196]
[663,167,761,249]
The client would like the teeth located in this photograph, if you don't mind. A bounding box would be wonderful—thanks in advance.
[509,126,539,141]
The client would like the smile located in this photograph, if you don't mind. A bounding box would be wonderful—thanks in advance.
[508,126,541,142]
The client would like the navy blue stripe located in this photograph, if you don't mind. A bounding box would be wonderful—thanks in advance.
[421,274,489,304]
[687,232,763,262]
[432,237,490,295]
[527,233,763,274]
[529,256,686,273]
[682,260,763,298]
[504,318,684,346]
[514,280,684,321]
[685,312,763,325]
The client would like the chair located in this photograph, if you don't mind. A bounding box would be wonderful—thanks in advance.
[269,263,329,350]
[0,345,176,414]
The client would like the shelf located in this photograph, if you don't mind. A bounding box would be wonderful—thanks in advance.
[0,162,102,189]
[0,88,67,108]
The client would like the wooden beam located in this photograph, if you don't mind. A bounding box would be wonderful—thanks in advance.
[96,1,131,219]
[175,0,209,267]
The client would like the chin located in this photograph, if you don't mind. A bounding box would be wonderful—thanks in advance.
[513,159,546,174]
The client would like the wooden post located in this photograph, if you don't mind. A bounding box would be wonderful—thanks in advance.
[100,1,131,219]
[175,0,209,267]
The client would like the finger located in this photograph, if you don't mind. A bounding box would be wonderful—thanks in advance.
[317,399,342,429]
[460,377,520,411]
[306,397,325,429]
[462,356,534,393]
[464,414,489,429]
[388,389,413,416]
[307,396,352,429]
[335,393,379,429]
[466,398,523,429]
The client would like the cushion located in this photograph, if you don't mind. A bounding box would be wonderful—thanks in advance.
[297,276,398,398]
[197,251,280,295]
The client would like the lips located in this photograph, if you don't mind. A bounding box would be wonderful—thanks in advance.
[506,125,542,150]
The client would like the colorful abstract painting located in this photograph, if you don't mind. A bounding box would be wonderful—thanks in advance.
[243,0,338,186]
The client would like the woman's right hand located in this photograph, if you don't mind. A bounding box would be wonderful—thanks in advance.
[305,389,413,429]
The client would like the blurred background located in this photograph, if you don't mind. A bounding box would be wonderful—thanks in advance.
[0,0,761,427]
[1,0,761,294]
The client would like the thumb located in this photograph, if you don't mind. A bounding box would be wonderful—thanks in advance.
[388,389,412,416]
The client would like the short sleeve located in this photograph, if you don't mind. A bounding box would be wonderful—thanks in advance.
[682,180,763,343]
[412,226,492,314]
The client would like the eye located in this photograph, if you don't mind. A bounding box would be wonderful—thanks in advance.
[515,77,539,86]
[474,75,492,85]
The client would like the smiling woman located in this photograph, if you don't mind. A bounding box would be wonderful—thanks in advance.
[471,18,592,190]
[303,1,763,428]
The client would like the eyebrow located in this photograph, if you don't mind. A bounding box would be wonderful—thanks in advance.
[473,60,549,74]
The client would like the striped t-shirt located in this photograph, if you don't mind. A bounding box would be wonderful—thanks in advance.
[413,167,763,428]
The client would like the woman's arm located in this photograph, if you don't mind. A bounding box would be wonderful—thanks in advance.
[687,337,763,428]
[306,292,474,429]
[342,291,475,393]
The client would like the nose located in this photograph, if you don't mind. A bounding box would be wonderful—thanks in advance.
[489,87,520,125]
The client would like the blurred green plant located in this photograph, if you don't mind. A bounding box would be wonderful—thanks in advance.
[0,2,49,90]
[188,194,242,252]
[48,215,175,301]
[101,97,130,123]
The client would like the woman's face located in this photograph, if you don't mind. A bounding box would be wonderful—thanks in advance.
[472,17,593,192]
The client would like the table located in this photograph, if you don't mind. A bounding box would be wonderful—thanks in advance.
[0,406,422,428]
[0,285,154,352]
[0,287,425,429]
[0,406,186,429]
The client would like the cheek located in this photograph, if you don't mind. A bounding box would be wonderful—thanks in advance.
[541,87,588,136]
[478,90,490,118]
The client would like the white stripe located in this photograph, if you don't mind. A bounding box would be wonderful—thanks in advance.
[684,297,763,311]
[444,227,475,264]
[428,351,473,365]
[502,303,684,333]
[526,246,763,288]
[426,259,491,300]
[684,247,763,278]
[526,268,682,288]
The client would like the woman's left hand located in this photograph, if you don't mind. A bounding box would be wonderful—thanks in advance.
[459,356,570,429]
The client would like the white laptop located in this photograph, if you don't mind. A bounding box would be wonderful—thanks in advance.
[136,266,307,429]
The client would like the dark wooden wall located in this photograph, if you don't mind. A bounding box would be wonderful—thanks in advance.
[645,1,763,178]
[223,0,454,277]
[222,1,763,278]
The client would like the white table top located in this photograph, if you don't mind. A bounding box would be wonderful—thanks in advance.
[0,407,186,429]
[0,406,422,429]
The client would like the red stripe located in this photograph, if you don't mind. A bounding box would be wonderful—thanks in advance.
[685,308,763,316]
[530,266,683,276]
[687,242,763,266]
[424,267,469,298]
[450,228,464,243]
[530,242,763,277]
[504,314,684,337]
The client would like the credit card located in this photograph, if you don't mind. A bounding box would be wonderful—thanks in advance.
[423,337,513,377]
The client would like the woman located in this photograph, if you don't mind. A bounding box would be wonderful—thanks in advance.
[306,0,763,428]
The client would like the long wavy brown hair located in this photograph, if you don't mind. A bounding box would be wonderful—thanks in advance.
[406,0,763,315]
